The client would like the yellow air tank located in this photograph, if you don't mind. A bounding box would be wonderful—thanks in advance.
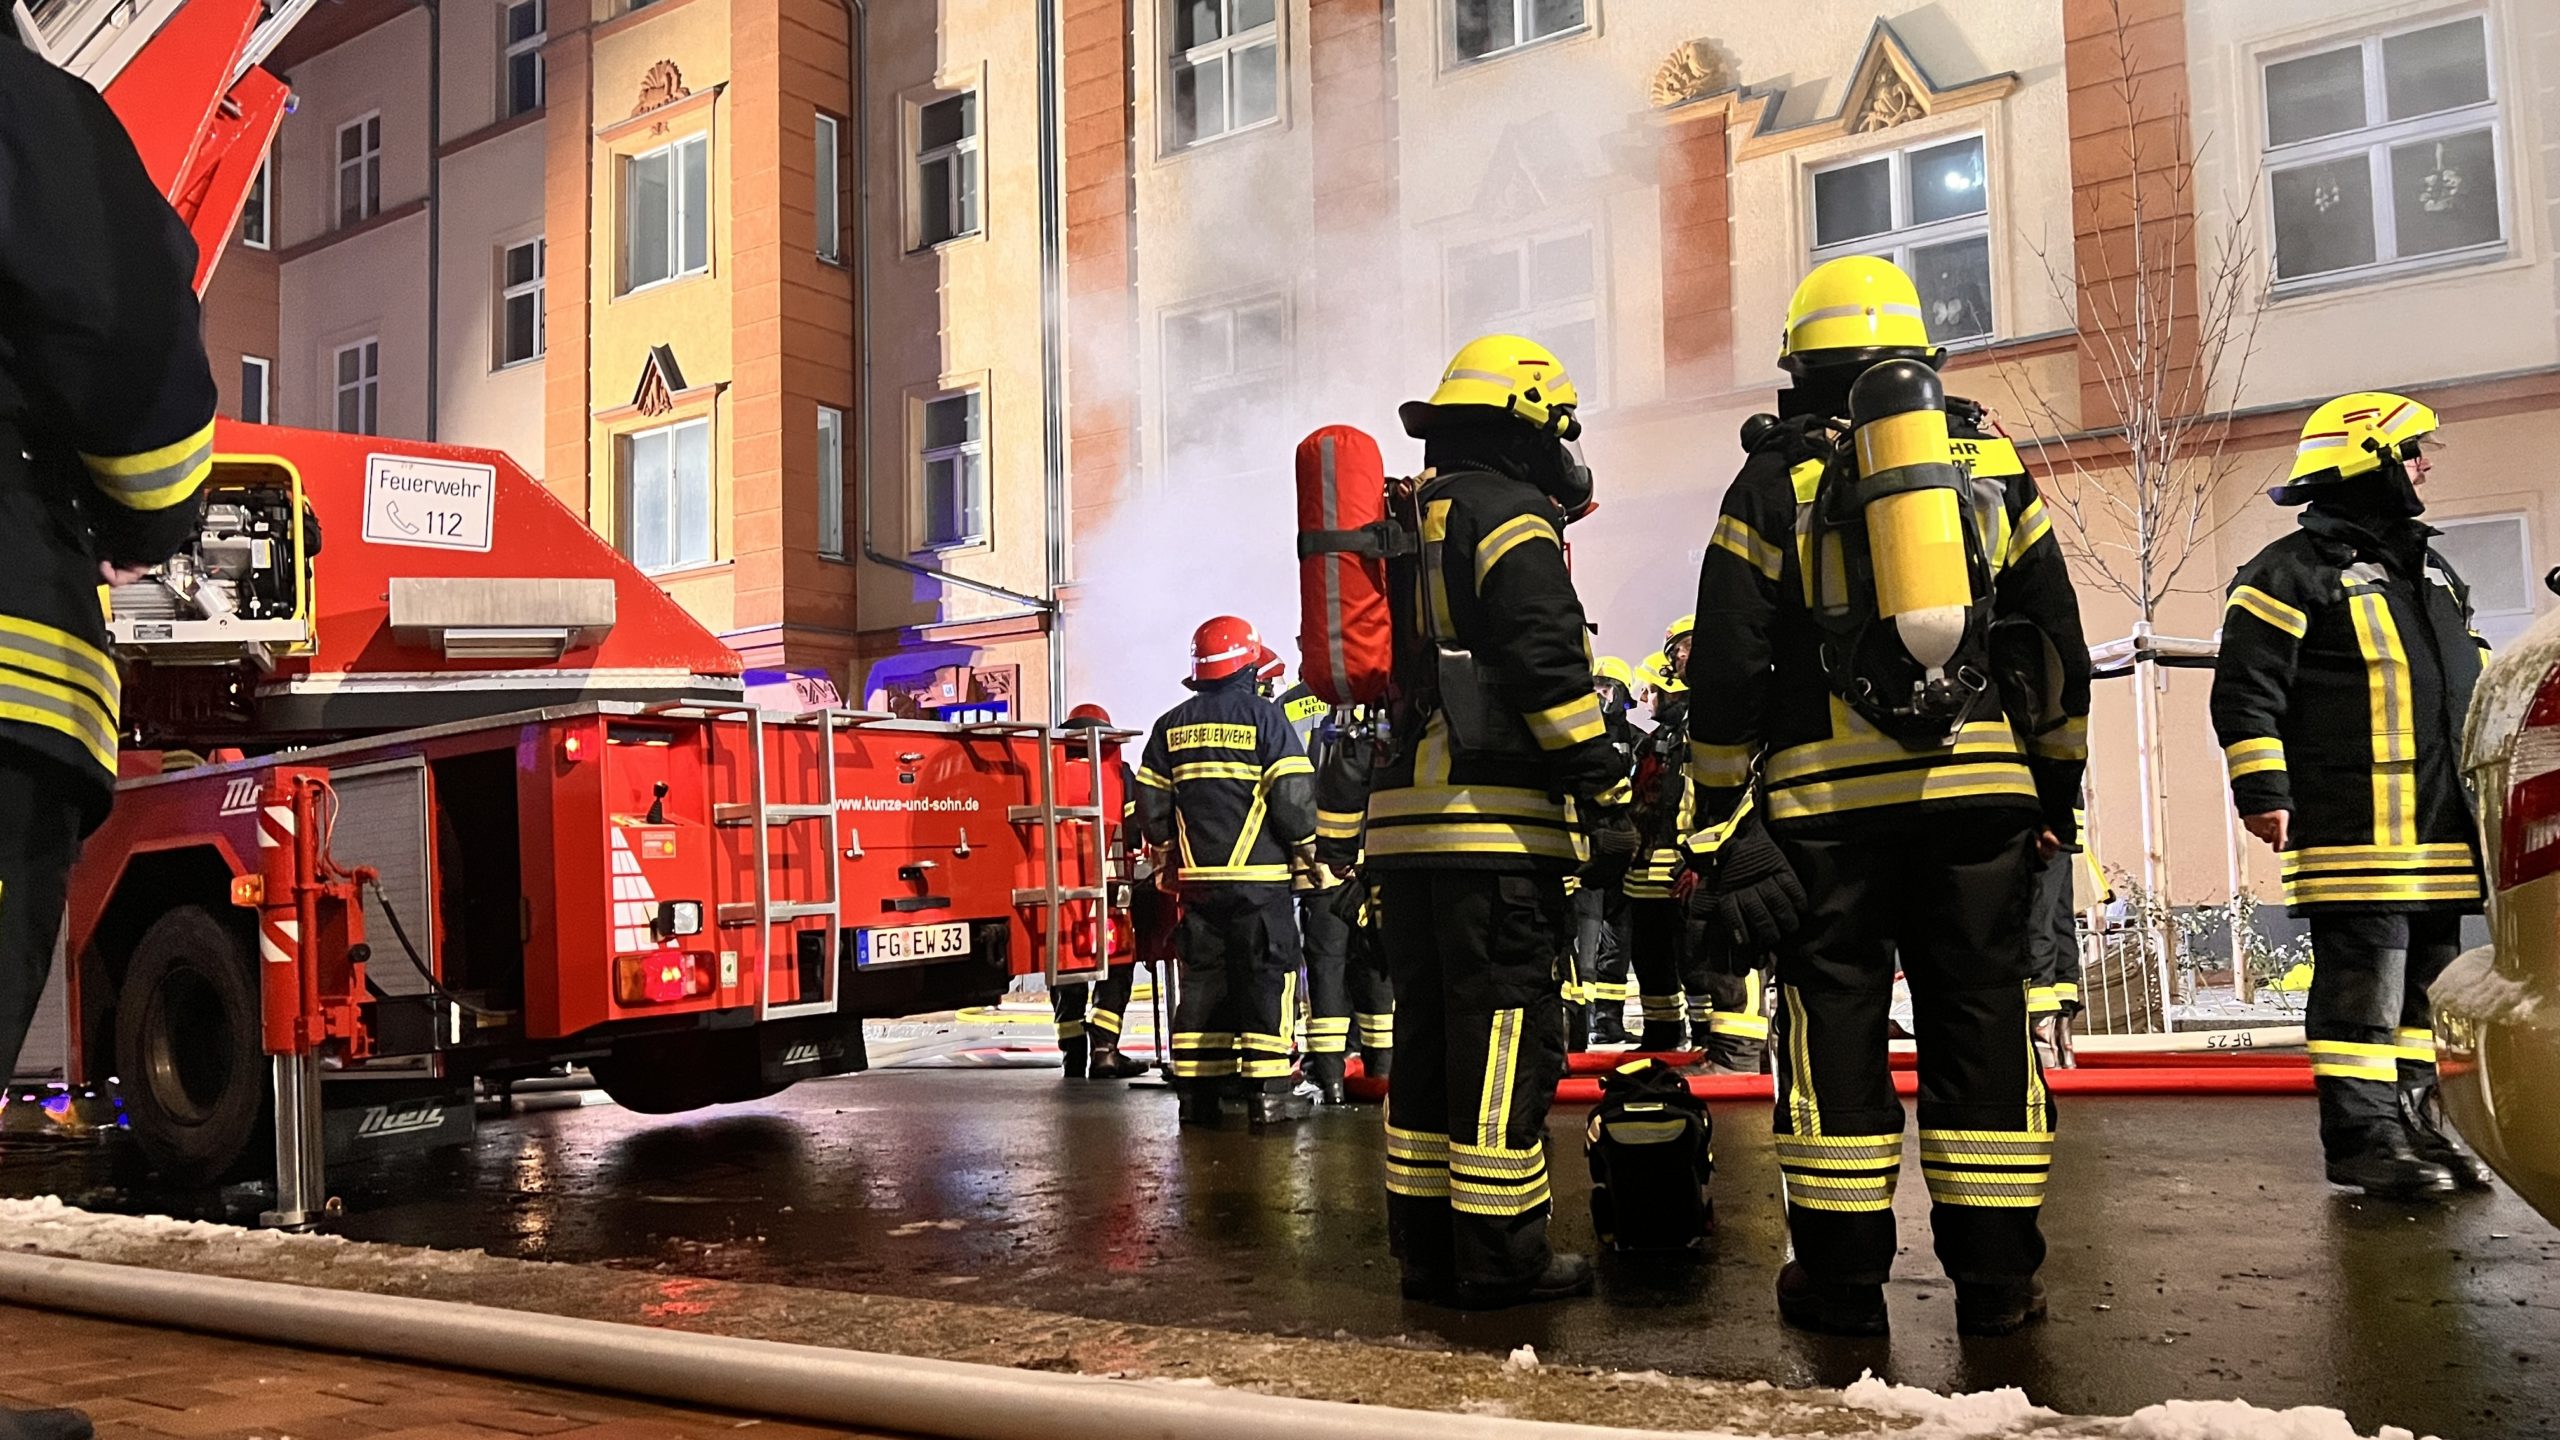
[1848,359,1971,678]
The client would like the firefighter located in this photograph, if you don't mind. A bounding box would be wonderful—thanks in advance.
[1313,703,1394,1082]
[1623,638,1709,1052]
[2210,393,2494,1198]
[2027,799,2093,1066]
[1369,335,1635,1310]
[1136,617,1320,1128]
[1571,658,1642,1046]
[1684,257,2090,1337]
[1276,673,1356,1102]
[1052,705,1151,1082]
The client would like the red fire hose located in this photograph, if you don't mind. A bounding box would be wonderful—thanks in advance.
[1345,1051,2314,1103]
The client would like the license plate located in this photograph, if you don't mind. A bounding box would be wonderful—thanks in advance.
[857,921,972,968]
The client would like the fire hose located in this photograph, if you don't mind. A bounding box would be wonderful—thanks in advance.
[1345,1047,2316,1103]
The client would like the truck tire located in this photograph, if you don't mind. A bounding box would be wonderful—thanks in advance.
[116,907,265,1183]
[589,1031,786,1115]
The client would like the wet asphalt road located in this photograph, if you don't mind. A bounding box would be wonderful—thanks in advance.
[6,1070,2557,1439]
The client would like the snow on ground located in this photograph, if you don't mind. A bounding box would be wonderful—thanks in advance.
[0,1198,2440,1439]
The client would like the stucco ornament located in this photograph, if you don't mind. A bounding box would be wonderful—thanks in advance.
[1856,67,1926,132]
[1649,39,1732,109]
[635,60,690,116]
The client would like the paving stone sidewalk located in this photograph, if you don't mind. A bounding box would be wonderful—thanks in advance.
[0,1304,891,1440]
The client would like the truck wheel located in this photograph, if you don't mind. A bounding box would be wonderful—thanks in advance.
[116,907,265,1183]
[589,1031,785,1115]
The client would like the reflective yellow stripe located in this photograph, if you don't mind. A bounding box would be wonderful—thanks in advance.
[1474,513,1560,590]
[1357,1013,1395,1047]
[2280,842,2475,875]
[2029,985,2063,1015]
[2003,499,2053,566]
[2026,713,2087,761]
[1264,755,1313,779]
[0,668,118,772]
[1765,715,2022,784]
[1710,1010,1770,1040]
[82,419,215,511]
[1688,738,1757,789]
[1385,1123,1449,1159]
[1178,864,1294,883]
[2224,736,2286,781]
[1524,692,1606,750]
[1368,782,1569,822]
[2346,589,2418,848]
[1056,1019,1086,1040]
[1782,985,1819,1137]
[2228,585,2309,639]
[1089,1009,1121,1036]
[1171,761,1261,783]
[1788,458,1826,505]
[2393,1026,2436,1064]
[1766,762,2039,822]
[2024,982,2049,1132]
[1710,515,1785,583]
[1476,1008,1524,1148]
[0,614,120,711]
[1315,810,1363,840]
[2307,1039,2401,1082]
[1136,766,1174,790]
[2283,872,2483,906]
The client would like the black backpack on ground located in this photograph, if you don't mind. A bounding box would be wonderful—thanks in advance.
[1584,1058,1713,1253]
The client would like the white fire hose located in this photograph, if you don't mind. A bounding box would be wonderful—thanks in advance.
[0,1253,1712,1440]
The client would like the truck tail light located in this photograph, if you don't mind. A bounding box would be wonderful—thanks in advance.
[2500,663,2560,888]
[615,950,694,1006]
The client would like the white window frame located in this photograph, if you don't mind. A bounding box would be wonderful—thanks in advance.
[917,388,988,550]
[241,158,271,249]
[1806,129,1997,349]
[2260,10,2508,296]
[622,416,716,574]
[1165,0,1282,151]
[336,112,382,229]
[332,338,380,436]
[817,404,846,559]
[623,132,710,294]
[502,0,546,118]
[1443,222,1604,403]
[815,112,845,262]
[239,355,271,426]
[913,91,981,250]
[2433,512,2537,646]
[1447,0,1587,66]
[1160,293,1290,477]
[498,238,545,368]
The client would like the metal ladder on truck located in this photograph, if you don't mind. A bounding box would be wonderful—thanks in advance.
[652,701,869,1022]
[980,722,1115,992]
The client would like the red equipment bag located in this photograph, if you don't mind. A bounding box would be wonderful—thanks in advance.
[1294,425,1404,705]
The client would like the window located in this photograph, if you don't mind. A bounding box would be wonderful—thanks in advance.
[817,405,845,559]
[2433,514,2536,648]
[499,239,545,366]
[624,418,714,573]
[1167,0,1278,148]
[502,0,545,118]
[333,340,379,436]
[625,133,709,292]
[1452,0,1584,63]
[239,356,271,426]
[1162,295,1288,473]
[241,159,270,249]
[2264,14,2503,288]
[815,112,844,262]
[1808,132,1993,345]
[915,92,980,248]
[1446,227,1600,402]
[919,390,986,548]
[336,113,381,228]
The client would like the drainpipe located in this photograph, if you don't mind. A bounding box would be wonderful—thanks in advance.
[1031,0,1069,724]
[846,0,1067,711]
[424,0,441,441]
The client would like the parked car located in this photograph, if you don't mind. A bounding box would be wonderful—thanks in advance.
[2437,566,2560,1223]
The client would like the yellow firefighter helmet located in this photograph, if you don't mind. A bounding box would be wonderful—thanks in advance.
[2279,391,2439,502]
[1640,648,1687,696]
[1401,334,1583,440]
[1594,655,1636,688]
[1780,256,1938,376]
[1664,613,1696,646]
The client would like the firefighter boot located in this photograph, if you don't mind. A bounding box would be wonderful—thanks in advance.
[1307,1050,1350,1105]
[2326,1126,2458,1199]
[1361,1047,1394,1085]
[0,1409,93,1440]
[1589,1006,1629,1047]
[2401,1079,2495,1190]
[1088,1041,1150,1081]
[1637,1022,1688,1053]
[1178,1084,1225,1128]
[1248,1080,1314,1128]
[1955,1277,2049,1337]
[1451,1252,1595,1311]
[1775,1262,1888,1337]
[1059,1037,1089,1080]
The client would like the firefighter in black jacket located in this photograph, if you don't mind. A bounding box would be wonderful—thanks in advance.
[1570,658,1641,1047]
[1623,644,1700,1051]
[1369,335,1635,1310]
[1051,705,1151,1082]
[1137,617,1320,1128]
[2211,393,2494,1198]
[1313,702,1395,1081]
[0,28,219,1095]
[1276,676,1359,1102]
[1684,257,2090,1338]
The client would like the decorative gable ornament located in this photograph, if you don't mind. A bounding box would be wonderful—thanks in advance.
[635,60,690,117]
[1662,20,2021,162]
[1649,39,1735,110]
[633,344,687,417]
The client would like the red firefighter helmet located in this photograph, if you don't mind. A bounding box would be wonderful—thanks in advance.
[1064,703,1112,728]
[1190,615,1275,684]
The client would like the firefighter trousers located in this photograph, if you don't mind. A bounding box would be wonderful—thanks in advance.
[1769,813,2050,1288]
[1697,965,1769,1072]
[1626,898,1697,1046]
[1340,881,1396,1075]
[1570,887,1630,1044]
[2027,849,2083,1017]
[1171,885,1301,1095]
[1052,962,1137,1052]
[2304,910,2462,1157]
[1378,869,1572,1290]
[0,750,87,1080]
[1299,887,1353,1085]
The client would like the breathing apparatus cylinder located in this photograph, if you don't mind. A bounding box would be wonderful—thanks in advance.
[1848,358,1970,684]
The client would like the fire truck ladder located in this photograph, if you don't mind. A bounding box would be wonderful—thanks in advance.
[652,701,862,1022]
[985,721,1112,989]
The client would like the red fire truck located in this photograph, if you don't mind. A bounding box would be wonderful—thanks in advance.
[30,0,1122,1224]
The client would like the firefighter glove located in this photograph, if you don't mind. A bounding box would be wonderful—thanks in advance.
[1684,810,1805,956]
[1581,802,1640,887]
